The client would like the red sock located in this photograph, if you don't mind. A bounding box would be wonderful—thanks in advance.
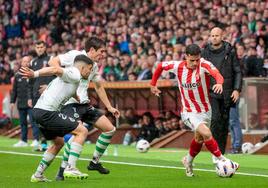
[189,139,203,157]
[204,138,222,157]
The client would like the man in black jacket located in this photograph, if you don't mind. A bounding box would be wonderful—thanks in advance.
[27,41,55,150]
[28,41,55,107]
[10,56,39,147]
[201,27,242,157]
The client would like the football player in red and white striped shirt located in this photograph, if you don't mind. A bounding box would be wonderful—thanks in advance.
[150,44,239,177]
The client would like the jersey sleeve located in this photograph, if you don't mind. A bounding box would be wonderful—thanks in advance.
[150,61,176,86]
[58,50,81,67]
[76,79,90,104]
[90,64,101,83]
[61,67,81,83]
[201,59,224,84]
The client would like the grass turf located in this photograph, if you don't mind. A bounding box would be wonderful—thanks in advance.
[0,136,267,188]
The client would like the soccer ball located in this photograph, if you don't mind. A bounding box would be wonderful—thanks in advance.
[136,139,150,153]
[215,159,236,178]
[242,142,254,154]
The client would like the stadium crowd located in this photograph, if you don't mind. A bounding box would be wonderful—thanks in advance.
[0,0,268,85]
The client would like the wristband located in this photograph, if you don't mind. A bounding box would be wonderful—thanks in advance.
[34,71,40,78]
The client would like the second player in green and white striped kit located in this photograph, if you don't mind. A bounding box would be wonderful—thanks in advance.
[48,37,120,180]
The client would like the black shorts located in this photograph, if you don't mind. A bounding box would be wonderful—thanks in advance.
[60,103,104,131]
[33,108,79,140]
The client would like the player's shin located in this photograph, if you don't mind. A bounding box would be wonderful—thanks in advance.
[204,137,225,160]
[60,136,74,169]
[92,127,116,163]
[68,141,83,168]
[56,136,74,180]
[187,138,203,163]
[34,150,55,176]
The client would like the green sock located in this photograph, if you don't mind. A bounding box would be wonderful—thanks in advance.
[68,142,83,168]
[60,136,74,168]
[92,129,115,163]
[35,151,55,176]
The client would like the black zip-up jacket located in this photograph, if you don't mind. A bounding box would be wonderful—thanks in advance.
[10,73,30,109]
[201,41,242,107]
[27,53,55,105]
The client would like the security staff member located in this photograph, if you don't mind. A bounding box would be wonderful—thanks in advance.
[202,27,242,155]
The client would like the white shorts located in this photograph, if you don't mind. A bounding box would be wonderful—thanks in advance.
[181,111,212,131]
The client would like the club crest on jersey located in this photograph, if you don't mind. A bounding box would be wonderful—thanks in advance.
[181,82,201,89]
[74,113,79,118]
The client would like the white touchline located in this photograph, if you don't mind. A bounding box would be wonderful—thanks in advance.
[1,150,268,178]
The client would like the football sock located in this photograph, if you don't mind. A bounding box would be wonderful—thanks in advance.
[60,136,74,169]
[35,151,55,176]
[187,139,203,163]
[204,137,222,157]
[92,128,115,164]
[68,142,83,168]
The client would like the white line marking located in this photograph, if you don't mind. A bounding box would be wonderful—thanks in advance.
[0,150,268,178]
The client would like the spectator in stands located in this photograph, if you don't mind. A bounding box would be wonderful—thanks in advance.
[202,27,242,157]
[0,0,267,84]
[114,54,131,81]
[124,108,139,127]
[5,18,22,39]
[10,56,39,147]
[236,44,247,76]
[136,112,158,143]
[170,115,182,131]
[245,47,264,77]
[0,69,10,84]
[128,72,137,81]
[154,117,166,137]
[137,61,152,81]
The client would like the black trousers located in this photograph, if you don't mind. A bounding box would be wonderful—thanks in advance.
[210,97,231,155]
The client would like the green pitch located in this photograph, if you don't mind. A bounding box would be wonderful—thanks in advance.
[0,136,267,188]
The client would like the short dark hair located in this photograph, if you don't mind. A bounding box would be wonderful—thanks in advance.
[34,40,46,46]
[85,37,105,52]
[185,44,201,56]
[74,55,93,65]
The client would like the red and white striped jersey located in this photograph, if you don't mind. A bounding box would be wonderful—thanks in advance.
[151,58,224,113]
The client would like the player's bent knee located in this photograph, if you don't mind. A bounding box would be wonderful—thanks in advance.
[95,115,116,132]
[203,132,212,140]
[104,126,116,135]
[194,134,204,143]
[197,124,212,140]
[74,123,88,136]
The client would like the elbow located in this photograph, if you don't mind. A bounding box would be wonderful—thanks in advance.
[49,57,60,67]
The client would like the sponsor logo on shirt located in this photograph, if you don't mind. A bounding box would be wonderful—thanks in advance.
[181,82,201,89]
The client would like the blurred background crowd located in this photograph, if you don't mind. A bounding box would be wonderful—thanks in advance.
[0,0,268,85]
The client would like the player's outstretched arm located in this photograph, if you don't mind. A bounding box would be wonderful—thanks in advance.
[20,66,63,78]
[150,62,166,97]
[94,81,120,118]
